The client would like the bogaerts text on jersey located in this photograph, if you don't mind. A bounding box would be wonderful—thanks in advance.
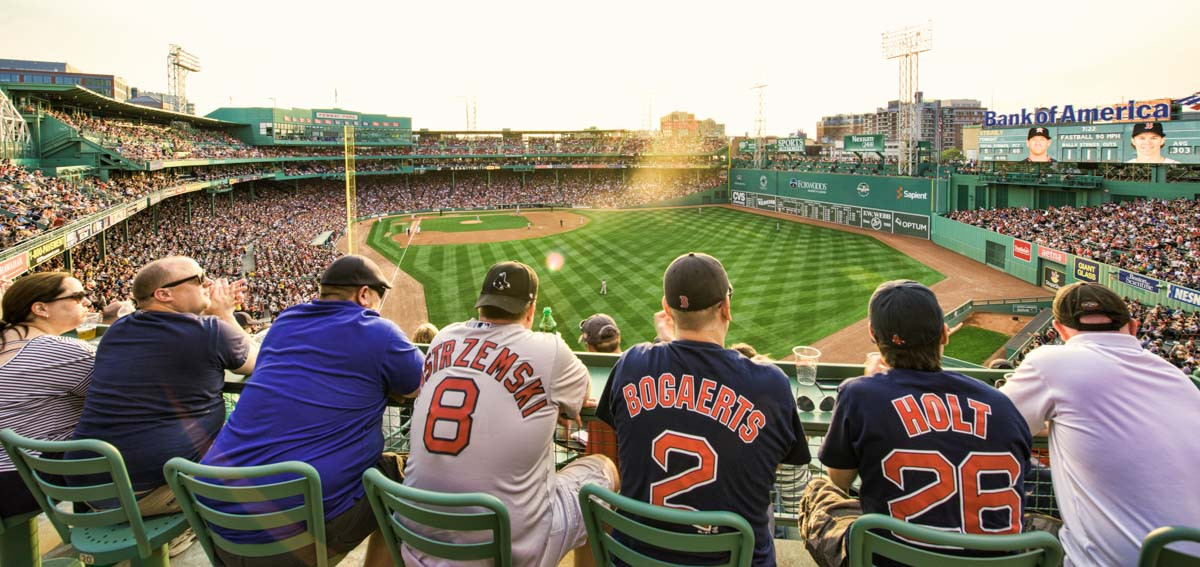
[619,372,767,443]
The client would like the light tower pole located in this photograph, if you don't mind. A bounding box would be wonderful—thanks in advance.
[167,45,201,114]
[882,22,932,176]
[751,84,767,169]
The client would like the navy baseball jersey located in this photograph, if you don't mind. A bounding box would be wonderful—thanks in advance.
[820,369,1032,539]
[597,340,810,566]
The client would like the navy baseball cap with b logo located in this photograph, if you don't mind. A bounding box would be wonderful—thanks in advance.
[1131,122,1165,138]
[868,280,944,349]
[664,252,732,312]
[475,261,538,314]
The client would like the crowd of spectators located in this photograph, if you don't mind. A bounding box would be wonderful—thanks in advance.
[947,198,1200,288]
[1012,298,1200,377]
[47,110,264,162]
[0,161,112,246]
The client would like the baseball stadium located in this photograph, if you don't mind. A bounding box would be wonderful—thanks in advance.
[1,7,1199,567]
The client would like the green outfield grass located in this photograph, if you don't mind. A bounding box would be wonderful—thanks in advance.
[418,214,531,232]
[368,207,944,358]
[944,325,1012,365]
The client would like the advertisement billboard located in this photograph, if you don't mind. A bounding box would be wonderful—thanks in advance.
[978,121,1200,164]
[776,137,806,153]
[844,134,885,152]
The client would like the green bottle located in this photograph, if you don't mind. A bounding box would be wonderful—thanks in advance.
[539,306,558,333]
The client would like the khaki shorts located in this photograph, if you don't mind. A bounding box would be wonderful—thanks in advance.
[214,452,405,567]
[797,477,862,567]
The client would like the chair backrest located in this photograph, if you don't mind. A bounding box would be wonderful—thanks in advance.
[848,514,1064,567]
[1138,525,1200,567]
[0,428,158,558]
[361,468,511,567]
[163,457,329,567]
[578,483,755,567]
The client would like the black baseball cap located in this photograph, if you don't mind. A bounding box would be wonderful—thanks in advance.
[475,261,538,314]
[664,252,732,312]
[1027,127,1051,140]
[1052,282,1130,332]
[868,280,944,349]
[320,255,390,289]
[579,313,620,345]
[1131,122,1165,138]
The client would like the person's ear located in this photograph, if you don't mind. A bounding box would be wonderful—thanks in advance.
[940,324,950,346]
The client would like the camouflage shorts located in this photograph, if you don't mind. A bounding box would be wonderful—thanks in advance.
[797,477,862,567]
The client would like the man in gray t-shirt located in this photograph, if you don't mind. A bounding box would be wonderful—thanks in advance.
[404,261,618,567]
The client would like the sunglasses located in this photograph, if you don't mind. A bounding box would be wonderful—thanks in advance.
[160,271,207,290]
[43,291,89,304]
[368,284,387,298]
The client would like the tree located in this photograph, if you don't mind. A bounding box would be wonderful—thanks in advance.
[940,147,964,163]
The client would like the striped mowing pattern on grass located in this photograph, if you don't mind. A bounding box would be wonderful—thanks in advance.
[368,207,944,359]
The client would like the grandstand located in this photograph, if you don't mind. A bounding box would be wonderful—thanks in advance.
[3,51,1200,567]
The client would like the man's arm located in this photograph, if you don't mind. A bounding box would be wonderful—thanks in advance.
[383,331,425,401]
[998,360,1055,435]
[826,467,858,492]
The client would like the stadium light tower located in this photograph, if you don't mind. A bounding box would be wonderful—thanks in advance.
[751,84,767,169]
[882,21,931,176]
[0,88,31,159]
[167,44,201,114]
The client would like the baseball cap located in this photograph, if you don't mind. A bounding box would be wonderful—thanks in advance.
[321,255,390,289]
[868,280,944,349]
[579,313,620,345]
[1052,282,1131,332]
[663,252,732,312]
[1027,127,1051,140]
[475,261,538,314]
[1131,122,1165,138]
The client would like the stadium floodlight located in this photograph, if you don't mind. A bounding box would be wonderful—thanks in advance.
[751,84,767,170]
[882,21,932,176]
[167,44,201,114]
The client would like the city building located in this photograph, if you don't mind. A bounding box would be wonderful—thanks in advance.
[817,93,986,153]
[660,111,725,138]
[0,59,129,101]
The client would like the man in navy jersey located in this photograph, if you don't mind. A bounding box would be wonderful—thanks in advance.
[799,280,1032,567]
[597,252,810,566]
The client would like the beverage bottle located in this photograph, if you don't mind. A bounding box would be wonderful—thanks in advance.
[538,307,558,334]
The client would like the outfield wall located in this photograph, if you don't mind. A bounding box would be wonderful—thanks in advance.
[729,169,936,239]
[933,215,1200,312]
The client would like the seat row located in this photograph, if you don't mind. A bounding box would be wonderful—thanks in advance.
[2,429,1197,567]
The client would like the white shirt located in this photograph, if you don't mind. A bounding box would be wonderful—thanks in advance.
[403,320,589,567]
[1002,332,1200,566]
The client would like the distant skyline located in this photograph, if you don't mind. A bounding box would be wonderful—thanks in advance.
[2,0,1197,136]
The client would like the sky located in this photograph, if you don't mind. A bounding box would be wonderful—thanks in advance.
[2,0,1197,136]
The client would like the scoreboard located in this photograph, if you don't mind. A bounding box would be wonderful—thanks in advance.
[979,121,1200,164]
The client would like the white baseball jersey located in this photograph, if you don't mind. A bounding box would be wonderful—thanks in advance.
[403,319,589,567]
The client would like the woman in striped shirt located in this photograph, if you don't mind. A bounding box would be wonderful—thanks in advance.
[0,272,96,520]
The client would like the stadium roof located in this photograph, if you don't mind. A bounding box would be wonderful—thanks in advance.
[0,84,238,127]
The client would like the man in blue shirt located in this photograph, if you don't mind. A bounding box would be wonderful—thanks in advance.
[799,280,1032,567]
[201,255,423,567]
[71,255,257,514]
[597,252,810,566]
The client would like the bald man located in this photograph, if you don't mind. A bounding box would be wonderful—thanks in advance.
[71,256,258,515]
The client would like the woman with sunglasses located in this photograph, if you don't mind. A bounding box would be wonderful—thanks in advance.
[0,271,96,521]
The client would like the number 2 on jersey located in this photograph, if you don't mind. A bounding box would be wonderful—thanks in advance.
[423,377,480,455]
[882,450,1022,534]
[649,431,718,510]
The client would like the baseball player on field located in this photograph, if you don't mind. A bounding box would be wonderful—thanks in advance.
[404,260,618,567]
[596,252,810,566]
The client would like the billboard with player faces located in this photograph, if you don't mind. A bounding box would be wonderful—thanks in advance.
[978,121,1200,164]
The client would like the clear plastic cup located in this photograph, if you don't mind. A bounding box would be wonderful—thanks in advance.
[793,346,821,386]
[77,312,101,341]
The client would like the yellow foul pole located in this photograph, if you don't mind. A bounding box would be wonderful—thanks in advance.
[344,125,357,254]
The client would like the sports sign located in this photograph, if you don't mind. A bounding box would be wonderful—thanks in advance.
[776,137,806,153]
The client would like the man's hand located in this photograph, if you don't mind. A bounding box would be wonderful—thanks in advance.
[654,310,676,343]
[204,278,240,317]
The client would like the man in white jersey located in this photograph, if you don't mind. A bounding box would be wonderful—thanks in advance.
[404,260,618,567]
[1002,282,1200,566]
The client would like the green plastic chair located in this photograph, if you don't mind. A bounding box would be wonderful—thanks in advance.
[1,508,82,566]
[0,428,188,566]
[361,468,512,566]
[577,483,755,567]
[847,513,1064,567]
[1137,525,1200,567]
[163,457,343,567]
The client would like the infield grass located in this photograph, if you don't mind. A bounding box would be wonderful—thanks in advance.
[943,325,1012,365]
[369,207,944,358]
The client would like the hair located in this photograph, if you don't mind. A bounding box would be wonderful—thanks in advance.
[588,334,621,354]
[988,358,1015,370]
[319,285,362,301]
[1,272,71,350]
[478,302,531,322]
[667,300,724,332]
[730,342,758,358]
[132,256,187,305]
[412,322,439,343]
[878,340,942,372]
